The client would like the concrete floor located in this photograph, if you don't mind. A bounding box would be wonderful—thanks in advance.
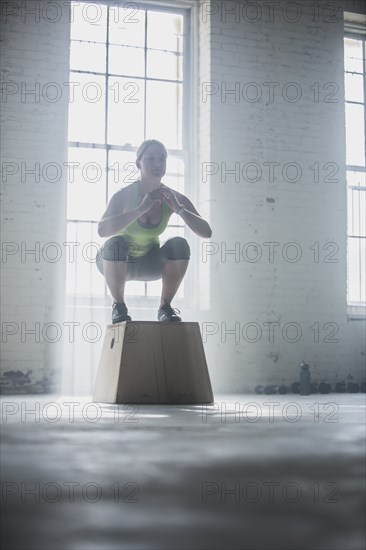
[1,394,365,550]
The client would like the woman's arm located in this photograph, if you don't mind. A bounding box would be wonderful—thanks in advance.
[98,187,164,238]
[97,189,142,238]
[177,198,212,239]
[161,188,212,239]
[98,205,144,238]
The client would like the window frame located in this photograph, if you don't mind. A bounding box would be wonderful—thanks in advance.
[344,21,366,319]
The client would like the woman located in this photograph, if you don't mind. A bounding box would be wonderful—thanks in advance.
[97,139,212,324]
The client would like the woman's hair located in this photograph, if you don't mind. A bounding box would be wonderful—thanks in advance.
[136,139,168,162]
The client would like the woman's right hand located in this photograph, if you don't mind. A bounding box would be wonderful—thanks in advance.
[138,188,163,214]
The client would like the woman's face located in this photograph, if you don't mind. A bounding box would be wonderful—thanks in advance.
[137,143,167,180]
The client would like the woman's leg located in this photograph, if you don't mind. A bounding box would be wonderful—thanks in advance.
[103,260,128,303]
[160,259,189,307]
[99,237,138,323]
[159,237,191,308]
[97,236,131,306]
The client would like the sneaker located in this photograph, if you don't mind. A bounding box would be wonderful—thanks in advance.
[157,303,182,322]
[112,302,132,324]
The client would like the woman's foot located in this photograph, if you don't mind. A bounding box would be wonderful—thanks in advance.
[112,302,132,323]
[157,303,182,322]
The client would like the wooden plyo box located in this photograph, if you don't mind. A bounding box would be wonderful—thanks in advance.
[92,321,214,404]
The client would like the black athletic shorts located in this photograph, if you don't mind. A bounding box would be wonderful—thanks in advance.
[96,235,191,282]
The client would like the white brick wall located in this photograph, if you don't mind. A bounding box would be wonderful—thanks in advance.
[1,0,70,392]
[197,0,366,392]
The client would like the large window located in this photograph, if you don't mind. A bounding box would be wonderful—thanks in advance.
[66,1,191,305]
[344,31,366,308]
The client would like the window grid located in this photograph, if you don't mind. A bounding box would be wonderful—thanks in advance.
[66,2,190,304]
[344,31,366,307]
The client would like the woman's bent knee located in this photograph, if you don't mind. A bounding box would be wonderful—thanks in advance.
[96,236,131,275]
[162,237,190,260]
[102,236,131,261]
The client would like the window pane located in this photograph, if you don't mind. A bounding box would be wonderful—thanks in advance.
[347,170,366,188]
[107,77,145,146]
[66,222,105,296]
[125,281,146,296]
[147,50,183,81]
[347,237,366,303]
[345,73,364,103]
[70,3,107,42]
[347,188,366,237]
[163,156,185,195]
[68,73,106,143]
[147,11,183,53]
[345,103,365,166]
[109,45,145,77]
[108,150,139,199]
[344,38,364,73]
[146,279,162,297]
[109,6,146,47]
[146,81,183,149]
[67,147,106,221]
[70,41,106,73]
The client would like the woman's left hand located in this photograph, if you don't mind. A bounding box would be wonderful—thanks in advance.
[160,188,183,213]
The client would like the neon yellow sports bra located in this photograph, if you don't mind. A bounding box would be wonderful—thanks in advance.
[115,180,171,257]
